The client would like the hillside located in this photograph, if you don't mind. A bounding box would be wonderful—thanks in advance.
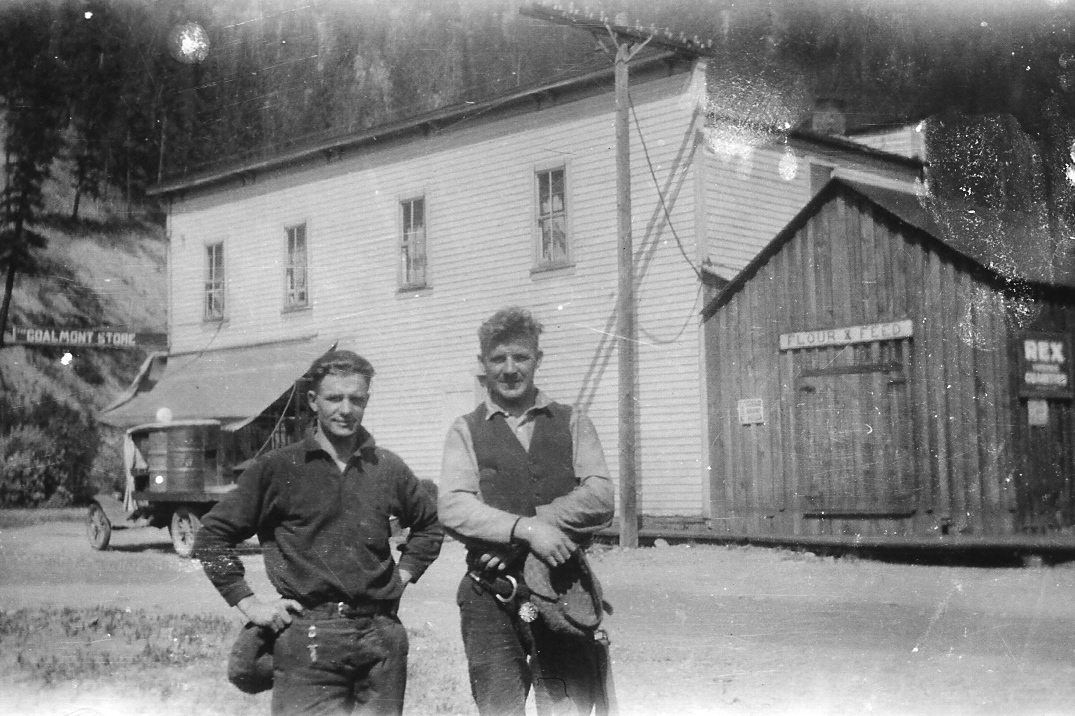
[0,144,168,503]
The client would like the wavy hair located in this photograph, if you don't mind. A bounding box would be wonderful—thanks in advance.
[477,306,543,357]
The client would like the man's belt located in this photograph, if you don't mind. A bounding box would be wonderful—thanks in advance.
[468,570,540,622]
[301,599,395,619]
[467,569,530,600]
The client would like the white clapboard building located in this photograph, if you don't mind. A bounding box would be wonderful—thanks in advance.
[101,50,924,529]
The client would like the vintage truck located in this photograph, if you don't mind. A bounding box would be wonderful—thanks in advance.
[87,420,238,556]
[89,340,330,556]
[88,398,305,557]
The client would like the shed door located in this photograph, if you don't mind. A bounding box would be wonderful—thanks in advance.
[794,359,914,515]
[1017,398,1075,531]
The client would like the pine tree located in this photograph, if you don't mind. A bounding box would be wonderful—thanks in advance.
[56,1,125,219]
[0,1,66,348]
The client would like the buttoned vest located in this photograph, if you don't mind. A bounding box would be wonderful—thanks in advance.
[464,401,577,517]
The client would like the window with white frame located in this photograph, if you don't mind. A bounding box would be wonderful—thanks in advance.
[400,197,427,288]
[536,167,569,267]
[204,242,225,321]
[284,223,309,309]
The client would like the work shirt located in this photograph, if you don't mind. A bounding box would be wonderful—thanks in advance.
[195,429,443,608]
[438,390,614,545]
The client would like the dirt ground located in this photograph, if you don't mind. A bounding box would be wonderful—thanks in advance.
[2,518,1075,715]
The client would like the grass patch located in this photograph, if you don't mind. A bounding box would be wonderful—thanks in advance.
[405,623,475,715]
[0,507,86,530]
[0,606,475,715]
[1,607,236,684]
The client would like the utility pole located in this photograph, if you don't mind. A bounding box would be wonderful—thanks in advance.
[614,40,639,548]
[519,4,710,548]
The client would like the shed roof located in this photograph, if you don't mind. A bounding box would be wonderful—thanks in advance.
[702,178,1075,319]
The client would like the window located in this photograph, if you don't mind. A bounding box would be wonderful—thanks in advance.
[284,223,309,309]
[536,167,568,267]
[400,197,427,288]
[204,242,225,321]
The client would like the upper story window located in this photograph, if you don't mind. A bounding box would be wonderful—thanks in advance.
[399,197,427,289]
[204,242,225,321]
[535,167,569,268]
[284,223,309,310]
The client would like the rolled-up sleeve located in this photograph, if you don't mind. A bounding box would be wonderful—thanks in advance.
[437,416,520,544]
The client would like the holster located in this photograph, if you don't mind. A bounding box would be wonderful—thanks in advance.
[593,628,619,716]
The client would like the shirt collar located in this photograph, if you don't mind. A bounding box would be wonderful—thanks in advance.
[483,389,551,421]
[301,426,376,460]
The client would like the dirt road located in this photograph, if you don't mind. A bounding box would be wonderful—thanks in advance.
[2,519,1075,715]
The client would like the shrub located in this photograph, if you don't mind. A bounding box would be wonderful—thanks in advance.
[0,394,98,507]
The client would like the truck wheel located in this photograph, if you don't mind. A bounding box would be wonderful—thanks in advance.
[169,506,202,558]
[86,502,112,550]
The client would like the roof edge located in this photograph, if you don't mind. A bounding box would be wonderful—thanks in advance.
[702,178,1075,321]
[701,113,926,172]
[701,179,851,320]
[150,51,690,198]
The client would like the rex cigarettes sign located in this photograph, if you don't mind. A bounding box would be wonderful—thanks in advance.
[1018,332,1072,399]
[4,327,167,349]
[779,319,913,351]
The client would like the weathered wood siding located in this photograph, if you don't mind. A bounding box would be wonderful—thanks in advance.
[1013,303,1075,533]
[166,62,709,516]
[705,185,1075,538]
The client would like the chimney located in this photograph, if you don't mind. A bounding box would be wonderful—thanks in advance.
[811,96,847,136]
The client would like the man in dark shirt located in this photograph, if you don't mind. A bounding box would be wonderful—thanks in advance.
[194,350,443,716]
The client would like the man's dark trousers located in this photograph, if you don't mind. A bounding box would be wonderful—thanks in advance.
[271,611,407,716]
[457,576,601,716]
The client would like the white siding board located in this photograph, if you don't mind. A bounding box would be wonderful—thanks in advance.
[163,63,711,518]
[706,142,807,278]
[831,165,920,193]
[702,132,921,281]
[848,125,927,160]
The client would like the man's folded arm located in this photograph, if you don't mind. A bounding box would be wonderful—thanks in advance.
[534,411,614,537]
[437,417,520,546]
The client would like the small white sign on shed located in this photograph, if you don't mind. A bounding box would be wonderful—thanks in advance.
[737,398,765,425]
[1028,398,1049,427]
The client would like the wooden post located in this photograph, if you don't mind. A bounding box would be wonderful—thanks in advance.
[516,4,682,548]
[615,42,639,548]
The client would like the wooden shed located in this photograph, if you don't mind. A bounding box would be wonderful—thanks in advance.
[702,178,1075,541]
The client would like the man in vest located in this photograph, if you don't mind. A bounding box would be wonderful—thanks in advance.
[439,306,616,716]
[194,350,443,715]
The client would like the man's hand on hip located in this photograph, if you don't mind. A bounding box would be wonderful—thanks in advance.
[237,595,304,632]
[517,517,576,567]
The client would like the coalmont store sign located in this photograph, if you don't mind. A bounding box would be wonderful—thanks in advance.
[4,326,167,349]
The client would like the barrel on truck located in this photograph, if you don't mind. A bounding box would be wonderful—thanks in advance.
[86,420,237,557]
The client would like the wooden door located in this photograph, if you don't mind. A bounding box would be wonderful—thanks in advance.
[793,353,914,516]
[1016,398,1075,532]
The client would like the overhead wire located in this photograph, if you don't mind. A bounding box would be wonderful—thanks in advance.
[624,83,709,345]
[628,92,704,282]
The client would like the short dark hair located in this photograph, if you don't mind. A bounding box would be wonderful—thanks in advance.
[478,306,543,357]
[305,350,375,392]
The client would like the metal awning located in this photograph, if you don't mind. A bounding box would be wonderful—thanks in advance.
[98,336,336,429]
